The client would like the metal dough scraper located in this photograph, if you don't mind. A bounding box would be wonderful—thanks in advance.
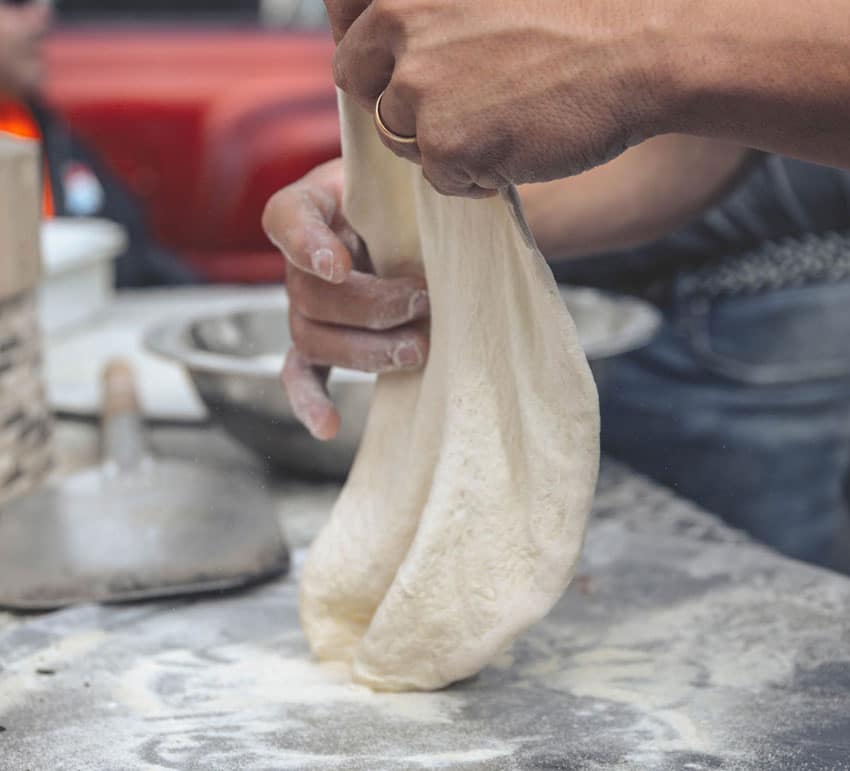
[0,360,288,610]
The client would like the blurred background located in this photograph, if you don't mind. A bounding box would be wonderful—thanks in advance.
[57,0,326,25]
[45,0,337,284]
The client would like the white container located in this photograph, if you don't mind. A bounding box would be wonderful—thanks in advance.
[39,217,126,337]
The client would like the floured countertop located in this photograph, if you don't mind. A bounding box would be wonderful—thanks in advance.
[1,424,850,770]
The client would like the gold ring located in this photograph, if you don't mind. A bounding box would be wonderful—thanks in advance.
[374,90,417,145]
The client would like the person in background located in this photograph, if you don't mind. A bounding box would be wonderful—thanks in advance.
[0,0,199,287]
[263,0,850,574]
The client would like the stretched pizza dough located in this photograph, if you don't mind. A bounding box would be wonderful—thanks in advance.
[299,94,600,691]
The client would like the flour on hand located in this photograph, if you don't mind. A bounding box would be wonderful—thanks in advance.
[299,93,600,691]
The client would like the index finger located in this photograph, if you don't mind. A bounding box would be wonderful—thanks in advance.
[262,174,353,285]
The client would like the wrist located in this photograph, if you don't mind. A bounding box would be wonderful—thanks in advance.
[632,0,697,139]
[649,0,740,137]
[612,1,700,144]
[642,0,850,168]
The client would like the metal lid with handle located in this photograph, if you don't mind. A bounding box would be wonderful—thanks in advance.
[0,359,289,610]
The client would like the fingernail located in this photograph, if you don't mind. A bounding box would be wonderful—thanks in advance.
[393,341,423,369]
[311,248,336,281]
[408,289,430,319]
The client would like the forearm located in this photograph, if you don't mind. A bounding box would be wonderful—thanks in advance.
[659,0,850,169]
[520,135,750,260]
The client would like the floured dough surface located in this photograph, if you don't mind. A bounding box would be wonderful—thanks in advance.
[299,94,600,691]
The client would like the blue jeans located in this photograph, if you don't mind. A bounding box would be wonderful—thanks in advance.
[599,276,850,571]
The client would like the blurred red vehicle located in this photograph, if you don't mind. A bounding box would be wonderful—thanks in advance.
[44,27,340,283]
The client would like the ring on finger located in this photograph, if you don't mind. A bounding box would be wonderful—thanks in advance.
[374,90,418,145]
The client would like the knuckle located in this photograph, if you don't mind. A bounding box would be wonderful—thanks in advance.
[467,137,513,188]
[419,118,508,196]
[369,327,428,372]
[362,346,395,373]
[263,189,322,265]
[363,310,398,332]
[422,164,463,197]
[408,326,430,357]
[419,120,468,170]
[390,61,425,105]
[296,280,331,323]
[281,226,310,266]
[285,269,309,314]
[370,0,403,30]
[432,133,468,168]
[261,189,286,238]
[357,276,411,330]
[288,308,310,351]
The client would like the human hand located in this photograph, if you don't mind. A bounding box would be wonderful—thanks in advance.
[326,0,671,197]
[262,158,430,440]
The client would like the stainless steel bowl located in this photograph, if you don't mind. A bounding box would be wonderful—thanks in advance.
[145,287,659,478]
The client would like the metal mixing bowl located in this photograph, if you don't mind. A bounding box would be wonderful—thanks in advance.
[145,287,659,478]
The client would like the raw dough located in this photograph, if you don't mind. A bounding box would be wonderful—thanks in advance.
[299,94,600,691]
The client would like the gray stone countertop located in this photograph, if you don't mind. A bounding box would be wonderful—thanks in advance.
[1,422,849,770]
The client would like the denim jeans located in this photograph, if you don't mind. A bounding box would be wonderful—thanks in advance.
[598,275,850,572]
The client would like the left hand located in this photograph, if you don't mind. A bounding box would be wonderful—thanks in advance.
[327,0,672,197]
[262,158,430,440]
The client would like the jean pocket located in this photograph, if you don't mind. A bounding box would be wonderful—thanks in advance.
[677,280,850,385]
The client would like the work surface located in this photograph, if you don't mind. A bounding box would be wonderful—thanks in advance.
[2,424,850,771]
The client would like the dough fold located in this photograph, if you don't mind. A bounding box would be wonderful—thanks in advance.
[299,94,600,691]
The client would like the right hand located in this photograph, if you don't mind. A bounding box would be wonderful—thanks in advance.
[325,0,670,197]
[262,158,430,441]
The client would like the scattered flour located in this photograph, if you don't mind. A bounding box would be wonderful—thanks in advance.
[0,630,106,714]
[118,644,460,724]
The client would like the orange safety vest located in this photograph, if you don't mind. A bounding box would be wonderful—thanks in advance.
[0,101,55,217]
